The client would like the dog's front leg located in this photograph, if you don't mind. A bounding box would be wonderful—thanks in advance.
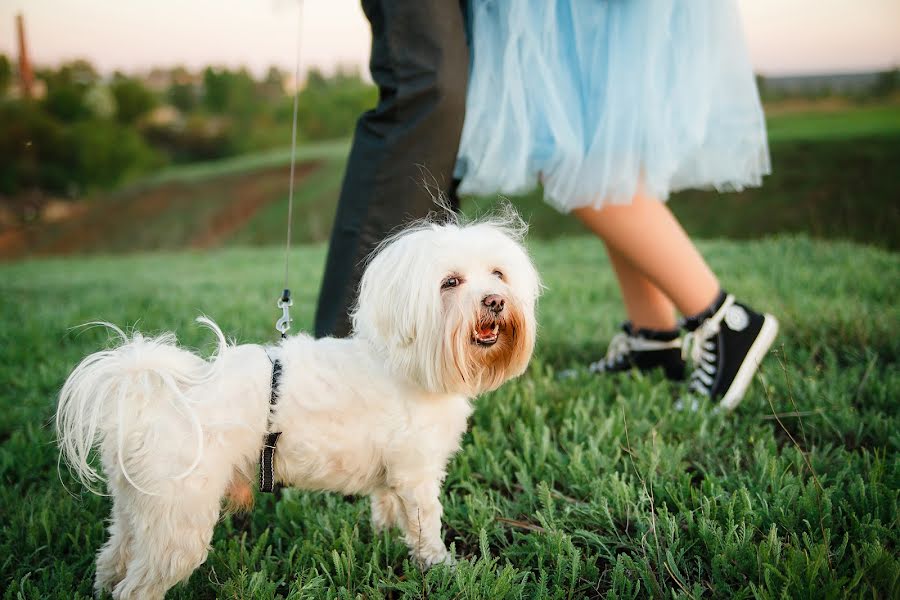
[394,479,453,567]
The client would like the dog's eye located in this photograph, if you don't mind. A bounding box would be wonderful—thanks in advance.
[441,276,461,290]
[492,270,504,280]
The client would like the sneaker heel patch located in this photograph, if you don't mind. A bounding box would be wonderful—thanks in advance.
[724,305,749,331]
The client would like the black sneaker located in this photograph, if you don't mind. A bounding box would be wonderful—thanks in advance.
[682,293,779,410]
[584,322,686,381]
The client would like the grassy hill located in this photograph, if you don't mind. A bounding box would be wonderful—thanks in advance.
[1,101,898,259]
[1,235,898,597]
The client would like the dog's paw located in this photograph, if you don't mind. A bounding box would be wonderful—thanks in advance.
[412,546,455,569]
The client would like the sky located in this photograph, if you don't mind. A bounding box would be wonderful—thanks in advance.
[1,0,898,78]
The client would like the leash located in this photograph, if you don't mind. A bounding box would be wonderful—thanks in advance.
[260,0,304,494]
[273,0,304,340]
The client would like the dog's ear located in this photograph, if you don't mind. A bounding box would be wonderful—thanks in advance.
[352,231,430,347]
[353,226,456,392]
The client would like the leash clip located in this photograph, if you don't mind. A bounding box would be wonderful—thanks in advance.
[275,289,292,338]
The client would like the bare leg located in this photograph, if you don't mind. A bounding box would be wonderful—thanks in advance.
[605,244,678,330]
[574,192,719,317]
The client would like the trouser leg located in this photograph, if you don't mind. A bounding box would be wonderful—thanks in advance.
[314,0,469,338]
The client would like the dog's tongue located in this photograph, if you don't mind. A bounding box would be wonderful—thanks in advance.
[478,325,495,337]
[476,323,499,343]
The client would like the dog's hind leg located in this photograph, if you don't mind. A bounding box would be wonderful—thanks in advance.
[94,487,133,596]
[111,484,223,600]
[370,489,403,533]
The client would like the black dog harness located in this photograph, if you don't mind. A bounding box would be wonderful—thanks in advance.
[259,355,283,493]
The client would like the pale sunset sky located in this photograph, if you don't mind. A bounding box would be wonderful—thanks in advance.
[1,0,898,78]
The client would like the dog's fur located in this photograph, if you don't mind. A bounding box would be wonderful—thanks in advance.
[56,216,540,599]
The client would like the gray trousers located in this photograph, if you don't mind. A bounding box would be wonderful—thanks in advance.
[314,0,469,338]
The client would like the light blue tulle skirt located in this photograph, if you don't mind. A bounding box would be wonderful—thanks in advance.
[455,0,771,212]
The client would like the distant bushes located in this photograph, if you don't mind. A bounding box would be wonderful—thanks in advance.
[757,68,900,103]
[0,60,164,196]
[0,101,161,195]
[295,69,377,140]
[0,59,376,196]
[143,114,236,163]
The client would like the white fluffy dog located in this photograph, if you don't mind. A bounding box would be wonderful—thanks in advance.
[56,215,540,599]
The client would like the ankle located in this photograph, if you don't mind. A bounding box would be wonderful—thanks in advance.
[626,321,681,340]
[680,290,727,331]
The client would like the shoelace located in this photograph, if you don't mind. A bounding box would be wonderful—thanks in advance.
[681,294,736,395]
[589,331,681,373]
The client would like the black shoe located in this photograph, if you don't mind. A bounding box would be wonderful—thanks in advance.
[682,293,779,410]
[585,322,686,381]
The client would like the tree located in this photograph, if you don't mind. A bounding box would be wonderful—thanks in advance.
[295,68,377,140]
[226,68,258,119]
[260,66,285,100]
[0,101,68,194]
[0,54,11,96]
[871,68,899,98]
[59,59,99,85]
[110,73,157,124]
[203,67,229,113]
[202,67,258,117]
[83,84,116,119]
[168,67,197,113]
[39,60,100,122]
[68,119,161,189]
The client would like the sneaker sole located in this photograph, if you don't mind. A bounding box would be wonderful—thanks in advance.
[719,314,779,411]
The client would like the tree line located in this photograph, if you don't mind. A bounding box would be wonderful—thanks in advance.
[1,55,895,199]
[0,57,376,197]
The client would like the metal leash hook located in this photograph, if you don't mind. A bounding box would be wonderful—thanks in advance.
[275,289,292,338]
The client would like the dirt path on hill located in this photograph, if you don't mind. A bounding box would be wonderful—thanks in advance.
[0,162,320,259]
[189,162,318,249]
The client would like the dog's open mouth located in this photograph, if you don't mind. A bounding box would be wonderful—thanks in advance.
[473,321,500,346]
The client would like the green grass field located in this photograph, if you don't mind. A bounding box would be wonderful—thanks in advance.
[2,235,898,598]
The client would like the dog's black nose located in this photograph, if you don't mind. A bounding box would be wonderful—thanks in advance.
[482,294,505,314]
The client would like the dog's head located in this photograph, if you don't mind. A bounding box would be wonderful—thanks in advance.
[352,213,540,396]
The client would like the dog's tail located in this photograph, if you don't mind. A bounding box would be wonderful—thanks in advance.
[56,317,228,495]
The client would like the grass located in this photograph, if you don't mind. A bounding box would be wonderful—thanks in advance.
[129,139,351,189]
[228,158,346,247]
[764,103,900,142]
[1,235,898,598]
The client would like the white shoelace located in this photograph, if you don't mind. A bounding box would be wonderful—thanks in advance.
[589,331,682,373]
[681,294,736,395]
